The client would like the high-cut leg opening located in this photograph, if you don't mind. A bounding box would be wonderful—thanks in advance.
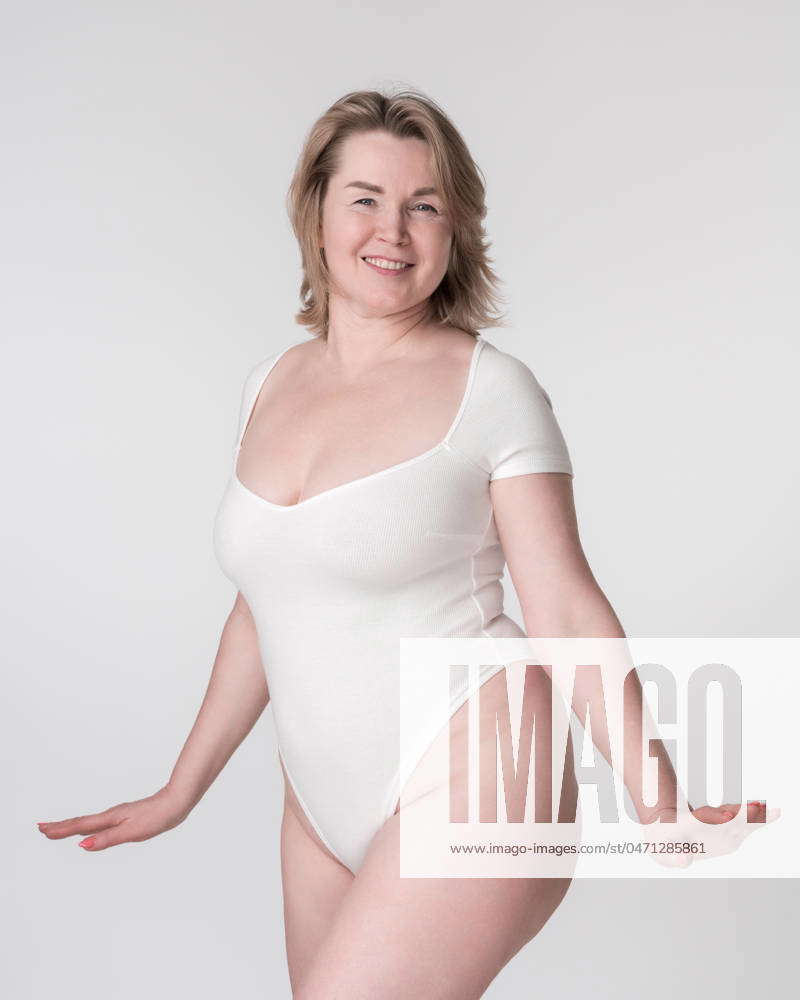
[278,746,355,874]
[381,662,508,822]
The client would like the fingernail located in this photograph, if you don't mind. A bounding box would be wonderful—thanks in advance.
[37,822,47,828]
[79,837,96,849]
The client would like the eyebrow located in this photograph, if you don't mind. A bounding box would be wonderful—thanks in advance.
[343,181,439,198]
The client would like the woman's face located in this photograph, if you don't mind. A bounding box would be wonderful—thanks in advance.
[319,130,453,321]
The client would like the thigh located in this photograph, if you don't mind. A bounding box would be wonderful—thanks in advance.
[294,667,578,1000]
[279,767,354,994]
[293,816,574,1000]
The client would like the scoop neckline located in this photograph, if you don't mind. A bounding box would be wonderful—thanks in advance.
[232,335,487,512]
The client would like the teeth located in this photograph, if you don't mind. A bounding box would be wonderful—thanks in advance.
[364,257,410,270]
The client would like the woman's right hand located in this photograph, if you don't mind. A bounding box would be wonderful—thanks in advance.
[37,595,268,853]
[36,785,191,851]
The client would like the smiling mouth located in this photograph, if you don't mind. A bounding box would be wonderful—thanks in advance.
[361,256,415,271]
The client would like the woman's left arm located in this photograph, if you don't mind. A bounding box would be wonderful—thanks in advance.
[490,471,686,825]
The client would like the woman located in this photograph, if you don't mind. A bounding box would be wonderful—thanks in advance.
[38,89,768,998]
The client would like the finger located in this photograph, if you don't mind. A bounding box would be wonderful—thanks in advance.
[714,802,764,825]
[739,806,781,835]
[724,801,769,825]
[38,810,124,839]
[79,819,135,851]
[694,805,739,825]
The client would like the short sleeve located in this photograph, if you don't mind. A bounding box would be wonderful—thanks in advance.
[231,351,283,452]
[488,356,573,480]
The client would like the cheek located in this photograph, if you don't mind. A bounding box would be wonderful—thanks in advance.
[419,233,452,277]
[420,226,451,260]
[327,214,371,250]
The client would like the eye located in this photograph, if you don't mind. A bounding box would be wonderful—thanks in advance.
[353,197,439,215]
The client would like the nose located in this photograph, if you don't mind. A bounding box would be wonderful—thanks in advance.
[374,206,409,245]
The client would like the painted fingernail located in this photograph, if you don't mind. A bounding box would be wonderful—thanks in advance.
[79,837,96,849]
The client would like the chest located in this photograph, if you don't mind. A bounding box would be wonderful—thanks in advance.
[236,354,474,508]
[216,445,494,599]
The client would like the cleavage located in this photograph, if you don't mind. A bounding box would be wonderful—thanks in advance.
[236,373,461,507]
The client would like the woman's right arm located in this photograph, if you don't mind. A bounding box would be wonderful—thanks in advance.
[37,592,269,850]
[163,590,270,818]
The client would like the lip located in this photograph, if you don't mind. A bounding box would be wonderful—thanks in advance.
[361,255,415,275]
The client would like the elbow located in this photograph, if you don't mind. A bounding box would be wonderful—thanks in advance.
[520,582,624,638]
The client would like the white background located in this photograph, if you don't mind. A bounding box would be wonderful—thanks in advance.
[3,1,798,996]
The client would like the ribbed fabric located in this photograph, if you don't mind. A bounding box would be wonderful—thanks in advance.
[212,335,573,873]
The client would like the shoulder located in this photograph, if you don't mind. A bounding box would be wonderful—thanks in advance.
[475,338,555,408]
[240,339,311,394]
[449,336,573,479]
[241,351,279,392]
[233,340,309,439]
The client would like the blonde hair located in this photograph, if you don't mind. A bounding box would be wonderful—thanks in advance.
[285,88,509,340]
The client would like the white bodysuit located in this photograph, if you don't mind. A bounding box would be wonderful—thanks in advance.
[213,334,574,874]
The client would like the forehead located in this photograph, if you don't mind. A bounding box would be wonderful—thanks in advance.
[333,130,437,189]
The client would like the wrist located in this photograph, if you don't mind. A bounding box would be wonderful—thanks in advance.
[159,781,198,819]
[637,802,694,825]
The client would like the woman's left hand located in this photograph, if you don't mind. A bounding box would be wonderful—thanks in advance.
[640,800,781,869]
